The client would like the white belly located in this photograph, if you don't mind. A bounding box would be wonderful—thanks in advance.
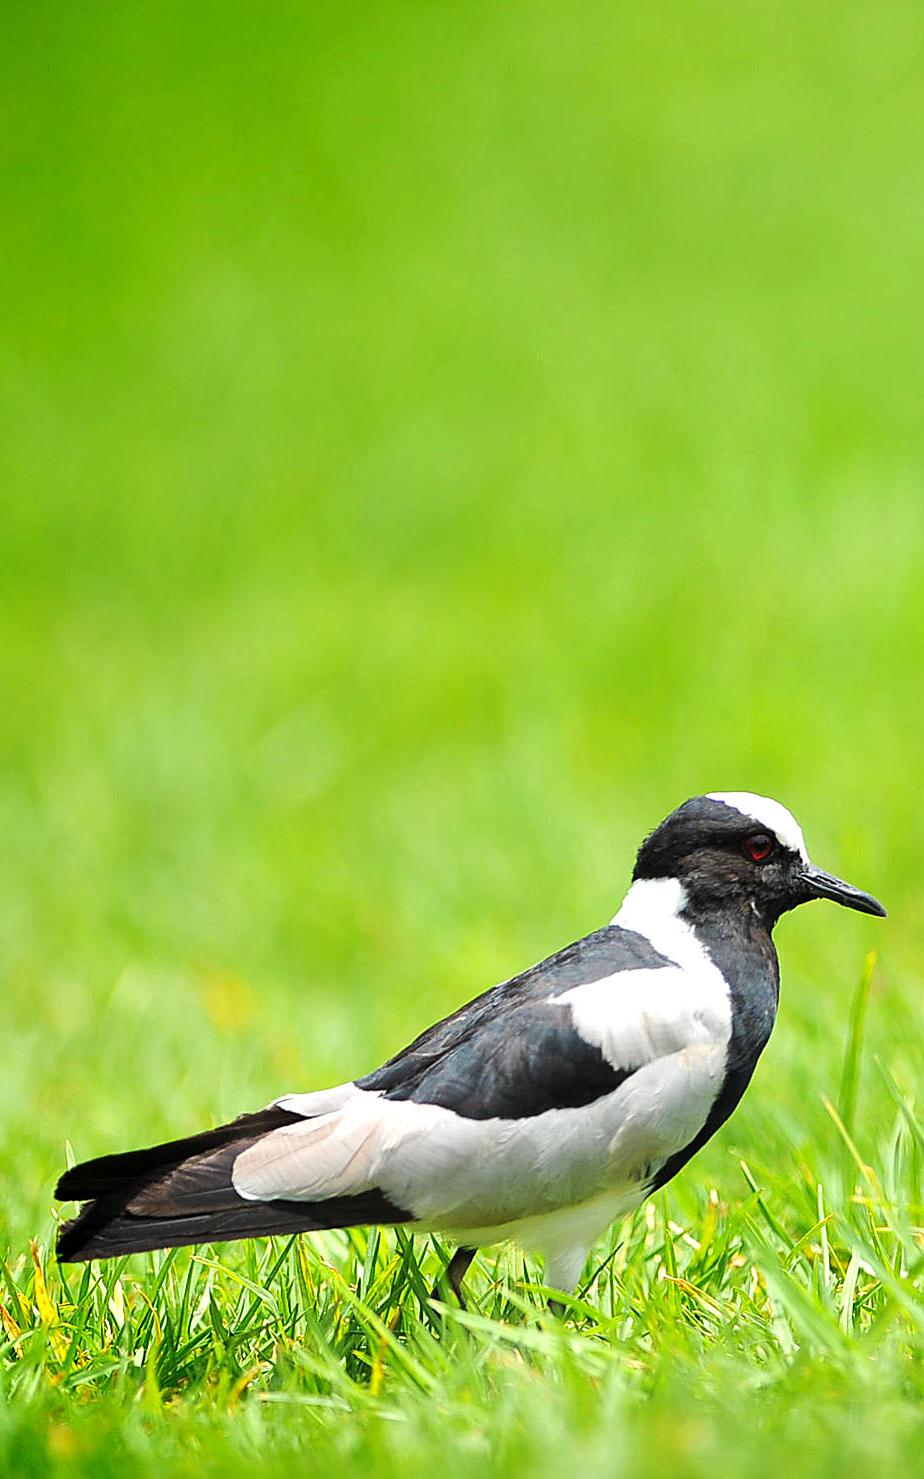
[413,1042,724,1227]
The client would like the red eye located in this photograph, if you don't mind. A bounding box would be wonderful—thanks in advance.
[745,833,775,863]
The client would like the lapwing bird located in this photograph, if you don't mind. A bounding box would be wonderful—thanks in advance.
[56,792,885,1303]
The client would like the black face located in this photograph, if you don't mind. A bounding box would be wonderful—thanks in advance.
[634,796,886,928]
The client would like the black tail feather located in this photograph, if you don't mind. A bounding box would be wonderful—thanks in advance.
[56,1190,408,1262]
[55,1106,411,1263]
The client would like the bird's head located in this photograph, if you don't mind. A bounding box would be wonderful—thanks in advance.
[632,791,886,929]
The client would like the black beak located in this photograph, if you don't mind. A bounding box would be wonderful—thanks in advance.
[798,866,887,918]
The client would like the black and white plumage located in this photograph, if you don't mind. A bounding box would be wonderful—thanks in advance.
[56,792,886,1298]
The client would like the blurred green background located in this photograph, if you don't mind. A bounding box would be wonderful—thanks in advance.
[2,0,923,1469]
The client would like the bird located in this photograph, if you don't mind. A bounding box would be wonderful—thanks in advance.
[55,791,885,1307]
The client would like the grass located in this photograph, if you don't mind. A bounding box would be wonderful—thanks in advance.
[6,1083,924,1478]
[3,0,924,1472]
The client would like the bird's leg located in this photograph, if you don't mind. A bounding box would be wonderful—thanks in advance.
[448,1246,476,1306]
[432,1246,476,1309]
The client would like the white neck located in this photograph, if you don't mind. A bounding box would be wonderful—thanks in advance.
[610,877,706,971]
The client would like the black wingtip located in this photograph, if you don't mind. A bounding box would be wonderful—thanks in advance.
[55,1157,128,1201]
[56,1222,89,1263]
[54,1107,310,1206]
[55,1165,83,1201]
[55,1202,107,1263]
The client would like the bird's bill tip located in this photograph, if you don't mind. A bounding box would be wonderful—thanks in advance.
[799,867,887,918]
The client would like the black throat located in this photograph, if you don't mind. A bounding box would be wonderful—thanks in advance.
[690,900,780,1056]
[649,896,780,1192]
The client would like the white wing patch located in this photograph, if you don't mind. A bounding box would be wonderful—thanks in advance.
[233,1092,481,1211]
[556,965,730,1072]
[707,791,808,860]
[274,1083,367,1118]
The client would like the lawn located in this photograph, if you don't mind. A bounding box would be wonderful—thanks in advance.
[3,1,924,1473]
